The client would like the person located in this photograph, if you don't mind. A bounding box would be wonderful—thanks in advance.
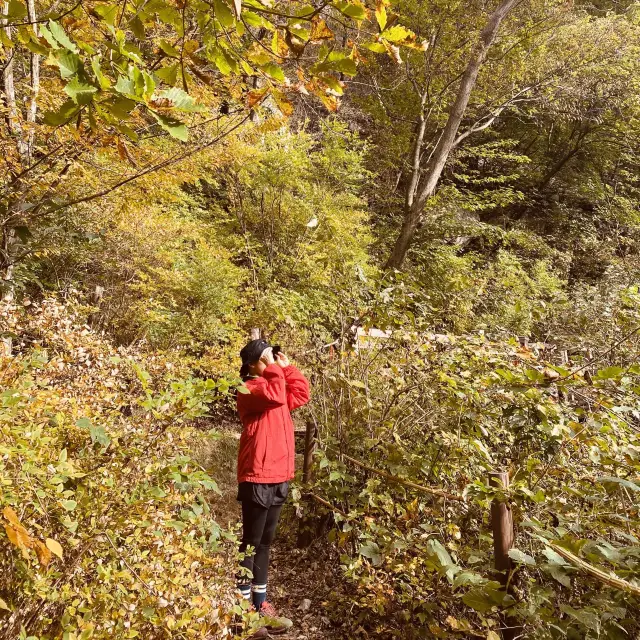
[235,338,310,628]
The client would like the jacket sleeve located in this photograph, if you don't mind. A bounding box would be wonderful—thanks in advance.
[282,365,310,411]
[241,365,287,411]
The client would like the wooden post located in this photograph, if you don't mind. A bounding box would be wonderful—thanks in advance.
[250,327,260,340]
[298,420,318,548]
[302,420,316,485]
[490,471,513,577]
[489,471,520,640]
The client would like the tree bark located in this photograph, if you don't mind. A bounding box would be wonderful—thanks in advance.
[386,0,524,270]
[26,0,40,164]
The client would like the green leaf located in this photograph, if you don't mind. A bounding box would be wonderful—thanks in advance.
[156,63,179,85]
[452,571,487,589]
[158,39,180,58]
[545,563,571,587]
[39,24,58,48]
[236,384,250,394]
[359,541,382,565]
[129,15,145,39]
[94,4,118,26]
[5,0,26,18]
[594,366,624,380]
[43,100,80,127]
[213,0,234,27]
[115,76,138,99]
[152,87,204,112]
[61,500,77,511]
[64,78,98,105]
[260,62,285,82]
[89,425,111,447]
[75,417,92,429]
[362,42,386,53]
[318,74,344,95]
[508,548,535,566]
[54,49,82,79]
[559,605,600,632]
[149,486,167,498]
[48,20,78,52]
[91,56,111,89]
[25,37,49,55]
[599,476,640,492]
[150,111,188,141]
[542,547,568,565]
[461,588,496,613]
[101,96,136,119]
[334,1,366,20]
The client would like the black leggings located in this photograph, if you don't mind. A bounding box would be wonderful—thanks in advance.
[239,500,283,584]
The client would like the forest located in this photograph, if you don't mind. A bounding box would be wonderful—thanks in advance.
[1,0,640,638]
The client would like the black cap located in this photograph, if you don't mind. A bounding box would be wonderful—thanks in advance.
[239,339,270,378]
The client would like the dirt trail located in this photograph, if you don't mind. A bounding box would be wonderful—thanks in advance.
[267,538,343,640]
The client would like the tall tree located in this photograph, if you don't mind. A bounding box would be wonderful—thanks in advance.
[385,0,524,269]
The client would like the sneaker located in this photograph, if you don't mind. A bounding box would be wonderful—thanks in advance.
[258,602,293,636]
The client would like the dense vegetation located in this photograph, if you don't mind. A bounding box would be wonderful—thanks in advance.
[1,0,640,638]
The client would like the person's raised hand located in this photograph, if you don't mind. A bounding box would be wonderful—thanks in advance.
[275,352,290,368]
[260,347,275,366]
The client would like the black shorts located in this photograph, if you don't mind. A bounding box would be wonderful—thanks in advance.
[237,481,289,508]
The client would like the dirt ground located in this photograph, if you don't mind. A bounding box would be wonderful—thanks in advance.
[266,535,344,640]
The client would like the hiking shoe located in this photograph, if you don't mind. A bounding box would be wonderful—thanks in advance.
[258,602,293,636]
[246,627,270,639]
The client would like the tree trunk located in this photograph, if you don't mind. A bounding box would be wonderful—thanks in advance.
[26,0,40,164]
[386,0,523,270]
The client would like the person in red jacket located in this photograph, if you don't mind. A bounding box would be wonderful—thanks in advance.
[236,338,310,624]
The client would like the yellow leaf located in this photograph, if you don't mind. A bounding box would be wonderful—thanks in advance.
[0,597,9,611]
[445,615,459,630]
[375,1,387,30]
[487,632,501,640]
[5,524,32,559]
[35,540,53,567]
[310,18,333,41]
[46,537,63,559]
[2,506,21,526]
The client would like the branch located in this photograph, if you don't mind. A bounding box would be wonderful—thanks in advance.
[35,113,251,219]
[453,85,535,147]
[336,451,465,502]
[549,543,640,598]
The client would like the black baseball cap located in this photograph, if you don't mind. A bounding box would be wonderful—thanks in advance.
[240,339,270,378]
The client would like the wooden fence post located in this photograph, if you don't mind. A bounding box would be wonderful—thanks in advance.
[297,419,318,548]
[302,419,316,485]
[490,471,513,577]
[489,471,521,640]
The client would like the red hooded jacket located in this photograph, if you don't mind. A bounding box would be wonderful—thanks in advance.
[237,364,310,483]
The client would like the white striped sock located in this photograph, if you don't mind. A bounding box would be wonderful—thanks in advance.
[251,583,267,594]
[238,584,252,600]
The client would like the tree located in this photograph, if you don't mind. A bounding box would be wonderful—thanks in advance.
[383,0,525,269]
[0,0,420,354]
